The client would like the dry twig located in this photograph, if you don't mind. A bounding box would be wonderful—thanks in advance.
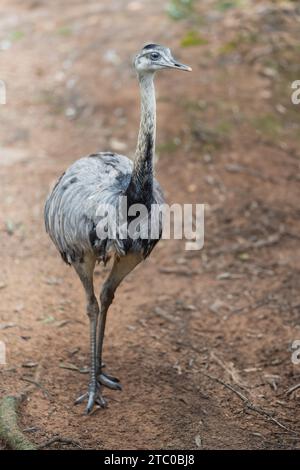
[286,383,300,397]
[37,437,82,449]
[202,371,298,435]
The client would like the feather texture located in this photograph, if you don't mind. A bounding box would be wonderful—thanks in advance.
[44,152,164,265]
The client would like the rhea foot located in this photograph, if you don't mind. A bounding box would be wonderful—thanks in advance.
[97,363,122,391]
[75,382,107,414]
[98,371,122,390]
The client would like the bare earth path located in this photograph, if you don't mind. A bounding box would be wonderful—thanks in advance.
[0,0,300,449]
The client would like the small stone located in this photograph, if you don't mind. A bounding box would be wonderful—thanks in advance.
[103,50,121,65]
[195,434,202,448]
[276,104,286,114]
[260,90,272,99]
[109,138,127,151]
[262,67,277,78]
[0,40,11,50]
[187,184,197,193]
[22,362,38,368]
[203,153,212,163]
[65,107,77,119]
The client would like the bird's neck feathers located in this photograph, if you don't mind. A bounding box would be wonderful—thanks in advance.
[128,72,156,202]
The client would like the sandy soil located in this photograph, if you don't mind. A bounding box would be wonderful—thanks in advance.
[0,0,300,449]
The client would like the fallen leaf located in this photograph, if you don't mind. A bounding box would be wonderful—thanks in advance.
[54,319,71,328]
[22,362,38,368]
[195,434,202,448]
[0,322,17,330]
[40,315,56,324]
[59,362,80,372]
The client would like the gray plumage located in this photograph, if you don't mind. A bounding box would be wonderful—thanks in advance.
[45,152,164,265]
[44,44,191,414]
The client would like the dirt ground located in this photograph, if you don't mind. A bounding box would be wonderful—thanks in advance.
[0,0,300,450]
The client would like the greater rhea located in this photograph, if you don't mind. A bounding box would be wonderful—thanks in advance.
[44,44,191,414]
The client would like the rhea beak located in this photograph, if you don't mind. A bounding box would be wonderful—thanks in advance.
[167,60,192,72]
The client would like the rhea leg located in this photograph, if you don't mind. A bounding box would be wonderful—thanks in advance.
[97,253,142,389]
[73,255,106,413]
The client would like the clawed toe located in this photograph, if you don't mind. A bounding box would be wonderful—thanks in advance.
[95,395,107,407]
[98,372,122,390]
[75,365,121,414]
[74,384,107,414]
[74,392,88,405]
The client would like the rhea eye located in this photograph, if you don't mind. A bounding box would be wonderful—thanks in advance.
[150,52,160,61]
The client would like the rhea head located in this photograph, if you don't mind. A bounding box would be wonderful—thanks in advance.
[134,44,192,75]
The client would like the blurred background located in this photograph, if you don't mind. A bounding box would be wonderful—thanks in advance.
[0,0,300,450]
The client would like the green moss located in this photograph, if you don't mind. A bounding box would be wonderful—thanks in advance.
[216,0,242,11]
[10,31,24,41]
[166,0,195,20]
[219,40,239,55]
[57,26,72,36]
[181,30,208,47]
[182,99,208,111]
[157,138,180,154]
[219,31,258,55]
[216,120,233,135]
[251,114,282,138]
[191,123,225,152]
[37,90,64,115]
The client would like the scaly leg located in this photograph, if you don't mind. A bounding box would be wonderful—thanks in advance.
[96,253,142,389]
[73,255,106,413]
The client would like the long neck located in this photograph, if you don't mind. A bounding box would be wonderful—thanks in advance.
[129,72,156,198]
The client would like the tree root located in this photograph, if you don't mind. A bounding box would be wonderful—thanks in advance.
[0,363,44,450]
[0,395,36,450]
